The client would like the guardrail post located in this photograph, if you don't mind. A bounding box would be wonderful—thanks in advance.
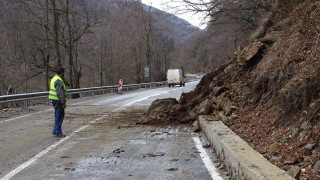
[24,100,28,110]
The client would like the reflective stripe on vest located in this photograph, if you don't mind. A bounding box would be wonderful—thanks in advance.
[48,75,68,100]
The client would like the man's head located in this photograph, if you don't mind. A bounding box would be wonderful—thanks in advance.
[56,67,65,77]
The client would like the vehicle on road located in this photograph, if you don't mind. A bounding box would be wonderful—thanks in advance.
[167,69,185,87]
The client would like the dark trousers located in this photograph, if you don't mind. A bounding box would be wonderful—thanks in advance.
[52,100,65,135]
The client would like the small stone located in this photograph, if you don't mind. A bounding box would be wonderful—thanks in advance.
[188,111,197,119]
[283,165,291,171]
[305,143,316,150]
[217,111,228,122]
[167,168,178,171]
[287,166,301,179]
[256,146,267,154]
[202,144,211,148]
[301,121,311,130]
[313,160,320,170]
[171,104,182,111]
[269,143,279,155]
[291,128,299,137]
[270,156,281,164]
[309,103,316,108]
[192,120,201,132]
[298,130,308,139]
[198,99,212,115]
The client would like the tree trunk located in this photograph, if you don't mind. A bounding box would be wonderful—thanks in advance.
[51,0,62,67]
[45,0,50,90]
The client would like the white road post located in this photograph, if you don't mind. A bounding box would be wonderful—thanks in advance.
[118,79,123,94]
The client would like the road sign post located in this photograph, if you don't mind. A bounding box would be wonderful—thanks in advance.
[144,66,149,82]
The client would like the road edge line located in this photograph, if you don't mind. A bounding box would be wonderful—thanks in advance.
[192,136,224,180]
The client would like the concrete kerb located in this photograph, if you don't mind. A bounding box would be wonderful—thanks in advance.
[198,115,294,180]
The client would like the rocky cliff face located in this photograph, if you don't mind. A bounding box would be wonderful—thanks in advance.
[147,1,320,179]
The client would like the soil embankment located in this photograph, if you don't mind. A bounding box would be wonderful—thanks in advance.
[146,2,320,179]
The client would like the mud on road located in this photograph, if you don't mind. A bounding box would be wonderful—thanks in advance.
[1,104,228,180]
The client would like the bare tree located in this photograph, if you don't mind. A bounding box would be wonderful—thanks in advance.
[19,0,56,90]
[0,0,193,97]
[58,0,98,90]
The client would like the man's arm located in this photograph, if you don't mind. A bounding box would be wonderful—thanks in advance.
[54,79,66,104]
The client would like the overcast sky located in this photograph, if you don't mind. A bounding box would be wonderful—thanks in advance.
[140,0,208,29]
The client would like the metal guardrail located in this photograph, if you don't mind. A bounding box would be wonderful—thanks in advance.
[0,81,167,108]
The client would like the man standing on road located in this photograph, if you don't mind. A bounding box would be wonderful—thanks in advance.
[49,67,68,137]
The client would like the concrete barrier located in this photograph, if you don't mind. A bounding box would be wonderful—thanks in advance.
[199,115,294,180]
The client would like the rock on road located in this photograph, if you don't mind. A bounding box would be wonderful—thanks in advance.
[0,81,228,180]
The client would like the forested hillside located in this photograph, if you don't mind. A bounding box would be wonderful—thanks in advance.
[0,0,199,95]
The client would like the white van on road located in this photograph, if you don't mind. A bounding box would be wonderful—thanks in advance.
[167,69,185,87]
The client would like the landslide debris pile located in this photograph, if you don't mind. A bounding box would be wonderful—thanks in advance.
[146,1,320,179]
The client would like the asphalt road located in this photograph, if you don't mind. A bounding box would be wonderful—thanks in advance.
[0,81,229,180]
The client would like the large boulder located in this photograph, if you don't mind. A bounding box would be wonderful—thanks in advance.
[237,41,265,65]
[143,98,179,124]
[147,98,178,117]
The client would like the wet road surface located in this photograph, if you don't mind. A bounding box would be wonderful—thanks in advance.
[0,81,228,180]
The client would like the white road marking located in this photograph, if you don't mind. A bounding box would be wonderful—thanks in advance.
[0,109,51,124]
[0,115,107,180]
[0,136,70,180]
[193,136,223,180]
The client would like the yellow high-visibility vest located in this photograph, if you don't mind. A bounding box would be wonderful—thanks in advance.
[48,75,68,100]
